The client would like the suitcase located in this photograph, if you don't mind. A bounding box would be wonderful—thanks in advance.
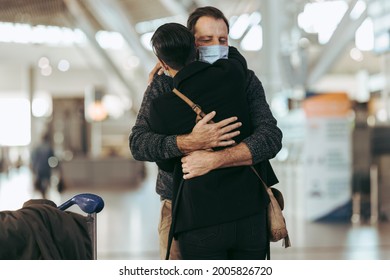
[0,193,104,260]
[58,193,104,259]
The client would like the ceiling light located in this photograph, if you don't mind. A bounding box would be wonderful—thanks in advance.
[355,18,374,51]
[230,14,250,40]
[350,0,366,20]
[350,48,363,62]
[41,65,52,76]
[38,57,50,69]
[96,31,124,50]
[297,1,348,44]
[32,92,52,118]
[58,59,70,72]
[140,32,154,51]
[240,25,263,51]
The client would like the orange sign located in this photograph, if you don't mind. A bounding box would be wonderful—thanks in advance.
[302,92,351,117]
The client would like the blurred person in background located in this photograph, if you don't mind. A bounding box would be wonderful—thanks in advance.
[31,133,54,199]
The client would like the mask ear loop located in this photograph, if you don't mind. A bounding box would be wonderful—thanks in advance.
[163,69,171,78]
[156,57,171,77]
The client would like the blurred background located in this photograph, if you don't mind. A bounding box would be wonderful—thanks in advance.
[0,0,390,259]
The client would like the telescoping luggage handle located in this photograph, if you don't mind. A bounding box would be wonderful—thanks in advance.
[57,193,104,214]
[58,193,104,260]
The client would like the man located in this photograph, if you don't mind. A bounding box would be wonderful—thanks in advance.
[129,6,282,260]
[148,23,270,259]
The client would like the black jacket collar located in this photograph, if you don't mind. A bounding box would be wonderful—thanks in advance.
[173,61,211,89]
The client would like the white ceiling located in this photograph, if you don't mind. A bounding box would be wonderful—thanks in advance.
[0,0,384,103]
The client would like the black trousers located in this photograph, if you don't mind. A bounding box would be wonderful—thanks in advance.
[178,211,268,260]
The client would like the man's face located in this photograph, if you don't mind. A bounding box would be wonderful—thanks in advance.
[193,16,228,47]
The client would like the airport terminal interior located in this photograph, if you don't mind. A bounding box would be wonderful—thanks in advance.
[1,0,390,260]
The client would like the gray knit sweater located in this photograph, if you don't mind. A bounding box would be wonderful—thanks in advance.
[129,70,282,200]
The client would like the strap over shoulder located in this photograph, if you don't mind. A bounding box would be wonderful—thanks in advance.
[172,88,206,120]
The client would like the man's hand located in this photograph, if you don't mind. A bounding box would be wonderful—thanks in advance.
[181,142,253,179]
[148,62,164,85]
[177,111,242,154]
[181,150,217,179]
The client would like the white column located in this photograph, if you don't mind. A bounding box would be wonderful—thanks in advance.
[261,0,284,99]
[90,122,102,158]
[381,53,390,122]
[27,65,36,147]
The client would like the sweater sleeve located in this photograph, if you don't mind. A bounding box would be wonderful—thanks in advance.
[149,99,177,172]
[129,74,183,162]
[242,70,283,164]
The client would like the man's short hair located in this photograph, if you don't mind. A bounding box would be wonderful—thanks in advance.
[187,6,230,34]
[151,23,196,71]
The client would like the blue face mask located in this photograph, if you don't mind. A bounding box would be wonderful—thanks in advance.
[198,45,229,64]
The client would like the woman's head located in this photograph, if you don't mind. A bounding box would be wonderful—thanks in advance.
[151,23,196,71]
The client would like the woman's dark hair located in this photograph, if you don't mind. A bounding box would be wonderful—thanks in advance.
[151,23,196,71]
[187,6,230,34]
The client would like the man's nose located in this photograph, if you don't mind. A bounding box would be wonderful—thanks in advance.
[211,38,220,45]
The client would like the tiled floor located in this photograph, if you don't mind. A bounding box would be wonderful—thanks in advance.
[1,163,390,260]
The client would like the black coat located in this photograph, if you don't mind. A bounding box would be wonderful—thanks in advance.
[150,47,269,233]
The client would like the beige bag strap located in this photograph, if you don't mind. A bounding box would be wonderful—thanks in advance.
[172,87,267,189]
[172,88,206,119]
[249,166,268,190]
